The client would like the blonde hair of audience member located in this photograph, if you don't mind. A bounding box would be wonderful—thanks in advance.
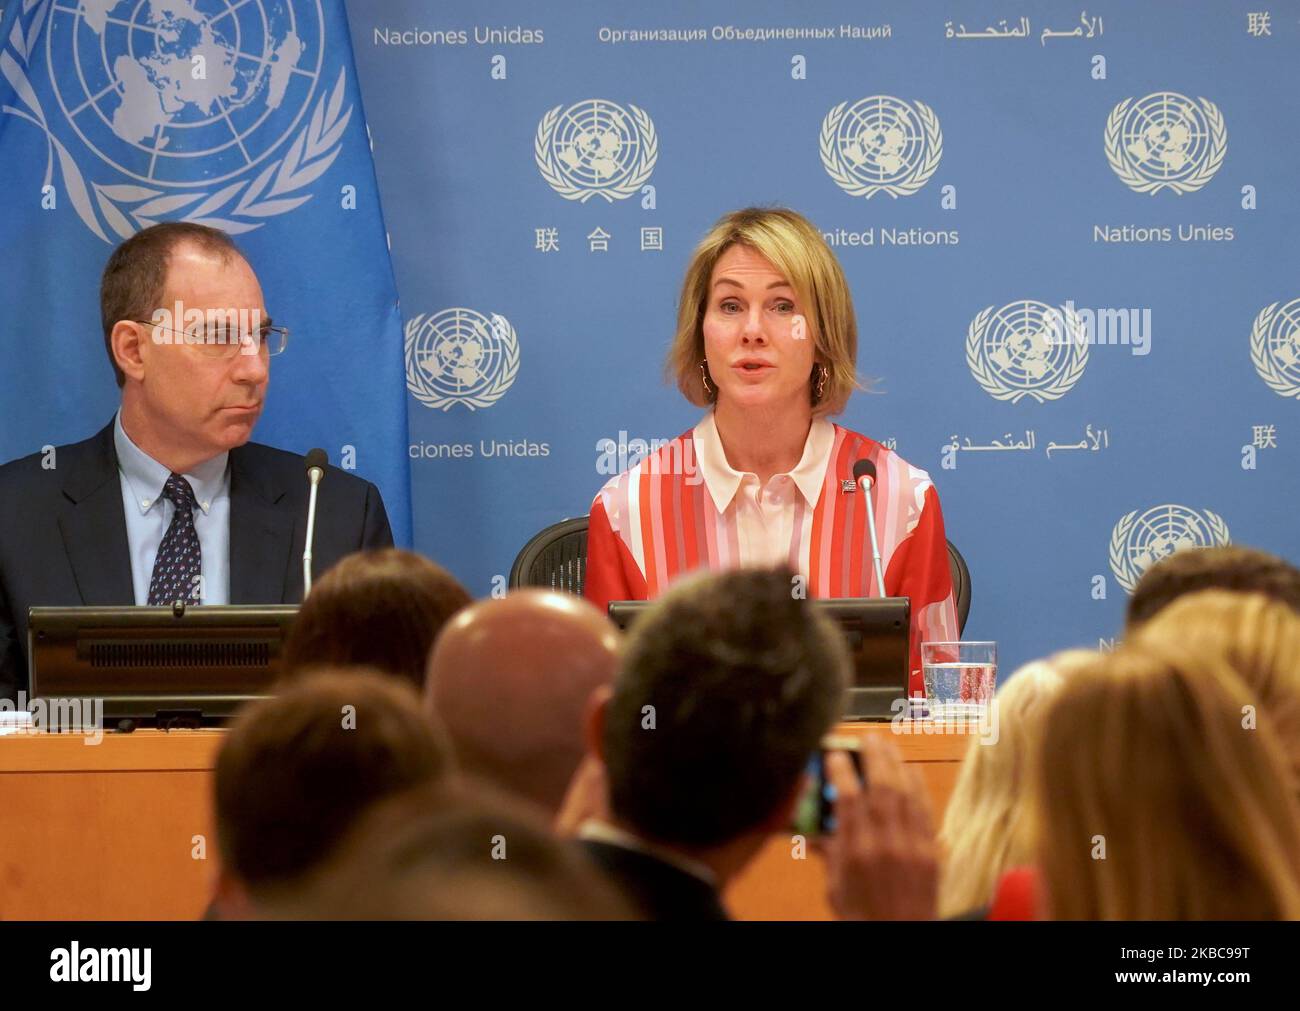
[1031,646,1300,920]
[936,650,1093,918]
[1129,589,1300,792]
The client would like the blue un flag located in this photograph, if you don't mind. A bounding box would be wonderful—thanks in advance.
[0,0,411,543]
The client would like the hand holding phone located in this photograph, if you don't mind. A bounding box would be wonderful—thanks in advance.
[823,734,938,921]
[790,734,864,837]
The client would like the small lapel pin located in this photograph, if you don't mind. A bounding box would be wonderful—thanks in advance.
[840,479,856,493]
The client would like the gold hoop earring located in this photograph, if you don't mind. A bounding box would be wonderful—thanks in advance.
[699,360,713,399]
[814,364,827,402]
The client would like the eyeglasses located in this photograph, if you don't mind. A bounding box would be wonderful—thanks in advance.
[132,320,289,359]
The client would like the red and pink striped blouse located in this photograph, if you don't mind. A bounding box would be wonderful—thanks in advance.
[585,414,959,695]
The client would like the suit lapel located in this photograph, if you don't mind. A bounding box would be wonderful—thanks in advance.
[229,446,296,604]
[58,422,134,605]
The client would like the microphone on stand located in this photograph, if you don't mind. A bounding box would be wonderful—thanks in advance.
[852,458,887,596]
[303,448,328,597]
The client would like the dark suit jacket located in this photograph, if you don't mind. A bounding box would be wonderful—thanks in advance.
[580,839,729,921]
[0,420,393,700]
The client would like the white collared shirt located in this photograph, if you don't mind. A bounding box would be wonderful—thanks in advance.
[691,411,836,568]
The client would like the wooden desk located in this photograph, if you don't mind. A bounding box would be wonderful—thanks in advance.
[0,729,222,921]
[0,722,974,920]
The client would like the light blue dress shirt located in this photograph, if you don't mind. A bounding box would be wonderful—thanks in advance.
[114,411,231,606]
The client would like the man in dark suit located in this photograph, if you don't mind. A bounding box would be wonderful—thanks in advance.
[572,567,850,921]
[0,222,392,701]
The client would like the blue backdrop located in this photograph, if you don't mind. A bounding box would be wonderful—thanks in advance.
[3,1,1298,678]
[351,0,1299,676]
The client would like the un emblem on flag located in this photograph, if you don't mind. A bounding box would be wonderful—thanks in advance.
[405,309,520,412]
[1105,92,1227,195]
[2,0,348,239]
[534,99,658,202]
[1250,299,1300,400]
[1109,505,1231,594]
[966,301,1088,403]
[820,96,942,199]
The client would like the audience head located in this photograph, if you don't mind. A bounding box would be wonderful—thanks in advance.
[281,548,470,689]
[425,590,620,814]
[262,782,632,919]
[212,668,449,915]
[1125,545,1300,629]
[592,567,850,861]
[937,650,1093,918]
[1030,646,1300,920]
[1130,589,1300,791]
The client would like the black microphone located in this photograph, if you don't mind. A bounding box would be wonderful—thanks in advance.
[303,448,328,596]
[852,458,876,489]
[852,458,886,595]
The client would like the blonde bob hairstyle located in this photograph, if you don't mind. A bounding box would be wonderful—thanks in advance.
[1030,645,1300,920]
[666,207,863,416]
[936,650,1094,918]
[1129,589,1300,794]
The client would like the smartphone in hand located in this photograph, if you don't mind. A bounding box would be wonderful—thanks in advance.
[791,734,865,836]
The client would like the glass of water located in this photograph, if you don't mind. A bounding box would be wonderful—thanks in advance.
[921,641,997,721]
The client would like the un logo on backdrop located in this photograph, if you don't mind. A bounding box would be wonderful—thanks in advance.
[405,309,520,411]
[1250,299,1300,400]
[820,96,942,199]
[1105,92,1226,195]
[966,301,1088,403]
[534,99,658,202]
[2,0,346,239]
[1109,505,1231,594]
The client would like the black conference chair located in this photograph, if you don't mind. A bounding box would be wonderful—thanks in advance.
[508,516,590,597]
[509,516,972,634]
[946,539,971,635]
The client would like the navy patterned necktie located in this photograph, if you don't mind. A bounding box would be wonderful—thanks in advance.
[147,473,202,606]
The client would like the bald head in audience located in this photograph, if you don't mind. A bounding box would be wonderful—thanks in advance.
[425,590,620,814]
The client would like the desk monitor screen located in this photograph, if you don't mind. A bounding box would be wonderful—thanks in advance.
[28,604,299,727]
[607,597,910,722]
